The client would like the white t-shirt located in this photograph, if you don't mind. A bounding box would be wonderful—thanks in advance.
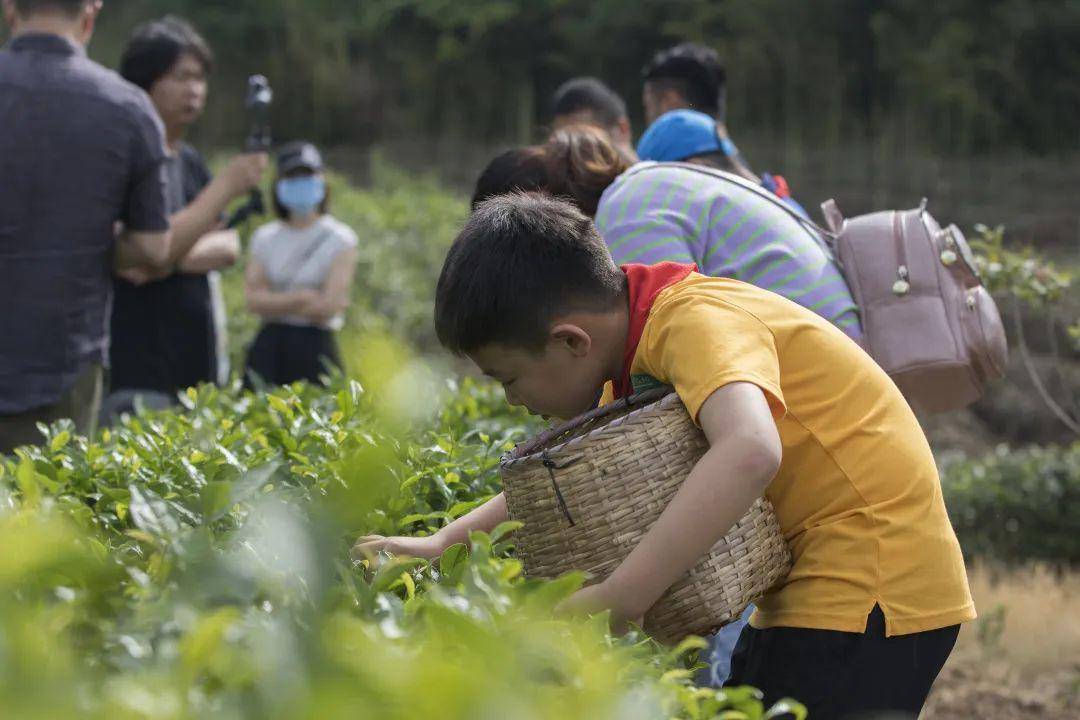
[250,215,358,330]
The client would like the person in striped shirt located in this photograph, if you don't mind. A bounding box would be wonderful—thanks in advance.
[472,125,862,342]
[636,109,811,220]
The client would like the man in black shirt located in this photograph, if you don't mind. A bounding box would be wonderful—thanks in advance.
[0,0,197,453]
[106,17,267,414]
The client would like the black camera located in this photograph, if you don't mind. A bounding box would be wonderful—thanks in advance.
[245,74,273,153]
[226,75,274,229]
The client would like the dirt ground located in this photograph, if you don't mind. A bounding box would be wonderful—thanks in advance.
[924,654,1078,719]
[922,564,1079,719]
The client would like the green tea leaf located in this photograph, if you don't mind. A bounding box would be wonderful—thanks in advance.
[49,431,71,453]
[438,543,468,583]
[488,520,523,544]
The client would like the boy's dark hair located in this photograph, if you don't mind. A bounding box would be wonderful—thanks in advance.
[436,192,625,355]
[471,125,631,217]
[643,42,726,120]
[120,16,214,92]
[551,76,628,129]
[14,0,86,15]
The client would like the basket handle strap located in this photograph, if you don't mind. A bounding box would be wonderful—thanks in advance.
[542,452,578,526]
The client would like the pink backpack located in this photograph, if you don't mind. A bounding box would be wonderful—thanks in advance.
[667,163,1008,414]
[820,199,1009,414]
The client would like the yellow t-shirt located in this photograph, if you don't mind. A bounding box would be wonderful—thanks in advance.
[615,273,975,636]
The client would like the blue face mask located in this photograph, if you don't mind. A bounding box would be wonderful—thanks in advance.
[276,175,326,217]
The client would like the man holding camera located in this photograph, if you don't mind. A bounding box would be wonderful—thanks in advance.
[105,17,268,416]
[0,0,189,453]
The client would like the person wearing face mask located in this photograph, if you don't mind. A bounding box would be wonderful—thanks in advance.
[243,142,359,387]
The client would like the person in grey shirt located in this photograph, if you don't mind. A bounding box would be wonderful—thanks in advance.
[0,0,202,453]
[243,142,358,387]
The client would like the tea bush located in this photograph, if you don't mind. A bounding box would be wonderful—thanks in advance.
[940,443,1080,565]
[0,374,804,719]
[4,168,1073,717]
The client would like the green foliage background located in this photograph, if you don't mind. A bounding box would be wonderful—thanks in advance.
[0,369,807,719]
[75,0,1080,156]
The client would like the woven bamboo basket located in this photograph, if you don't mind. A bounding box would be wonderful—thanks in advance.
[500,387,792,643]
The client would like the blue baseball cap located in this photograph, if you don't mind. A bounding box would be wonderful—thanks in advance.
[636,109,736,162]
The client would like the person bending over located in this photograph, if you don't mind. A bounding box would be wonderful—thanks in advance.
[357,192,972,719]
[636,109,810,219]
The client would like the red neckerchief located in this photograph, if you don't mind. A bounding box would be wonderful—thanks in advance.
[613,262,697,399]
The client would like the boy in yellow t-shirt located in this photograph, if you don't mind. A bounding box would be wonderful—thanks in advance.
[356,193,974,717]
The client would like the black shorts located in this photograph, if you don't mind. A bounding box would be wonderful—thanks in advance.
[244,322,340,388]
[725,605,959,719]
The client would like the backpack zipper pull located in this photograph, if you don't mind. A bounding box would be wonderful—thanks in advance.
[893,265,911,296]
[938,228,958,266]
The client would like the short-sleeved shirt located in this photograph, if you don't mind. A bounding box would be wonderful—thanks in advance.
[595,162,862,340]
[612,272,974,636]
[110,144,226,395]
[0,33,168,414]
[249,215,358,330]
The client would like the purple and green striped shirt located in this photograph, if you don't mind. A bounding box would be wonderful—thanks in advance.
[595,162,862,340]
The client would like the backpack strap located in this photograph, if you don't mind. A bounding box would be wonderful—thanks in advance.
[279,228,336,286]
[621,162,839,259]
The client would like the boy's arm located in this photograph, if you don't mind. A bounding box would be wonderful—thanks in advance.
[559,382,781,628]
[352,492,508,560]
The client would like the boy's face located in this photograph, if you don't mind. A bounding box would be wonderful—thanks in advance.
[471,327,609,421]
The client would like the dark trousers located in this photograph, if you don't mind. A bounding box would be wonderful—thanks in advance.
[726,605,959,719]
[244,322,340,388]
[0,363,103,454]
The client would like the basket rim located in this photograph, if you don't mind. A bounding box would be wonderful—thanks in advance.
[501,386,679,467]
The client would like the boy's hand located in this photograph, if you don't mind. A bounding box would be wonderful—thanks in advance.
[557,578,644,635]
[351,533,446,561]
[350,494,509,565]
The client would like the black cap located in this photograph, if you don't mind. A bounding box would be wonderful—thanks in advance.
[277,141,323,174]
